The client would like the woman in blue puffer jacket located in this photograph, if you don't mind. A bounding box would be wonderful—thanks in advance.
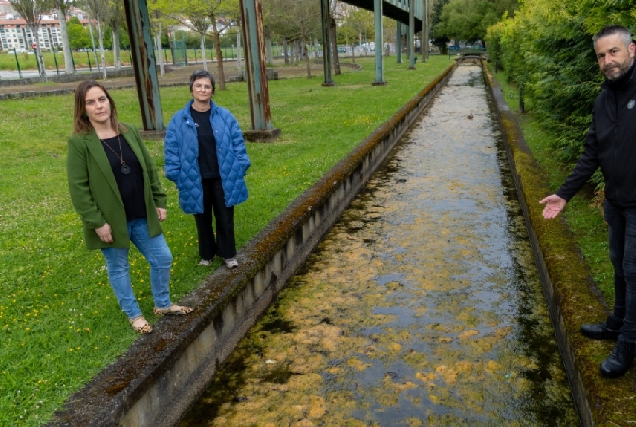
[164,70,251,268]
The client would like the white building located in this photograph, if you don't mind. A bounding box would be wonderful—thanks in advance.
[0,2,92,52]
[0,19,66,51]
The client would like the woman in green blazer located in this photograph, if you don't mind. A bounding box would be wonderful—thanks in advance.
[67,80,192,333]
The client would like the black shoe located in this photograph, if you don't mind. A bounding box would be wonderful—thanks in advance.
[600,340,636,378]
[580,321,621,340]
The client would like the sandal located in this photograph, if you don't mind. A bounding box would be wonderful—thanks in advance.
[153,304,193,316]
[129,316,153,334]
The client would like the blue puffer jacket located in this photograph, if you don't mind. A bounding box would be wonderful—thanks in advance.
[164,100,251,213]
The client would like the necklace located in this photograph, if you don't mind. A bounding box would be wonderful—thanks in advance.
[100,135,130,175]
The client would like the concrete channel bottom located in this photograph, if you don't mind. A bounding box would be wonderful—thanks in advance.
[178,65,579,426]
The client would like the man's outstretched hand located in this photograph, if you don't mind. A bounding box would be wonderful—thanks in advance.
[539,194,566,219]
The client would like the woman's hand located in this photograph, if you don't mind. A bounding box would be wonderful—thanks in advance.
[95,223,113,243]
[156,207,167,222]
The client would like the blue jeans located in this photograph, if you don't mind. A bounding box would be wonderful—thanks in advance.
[605,201,636,343]
[101,219,173,320]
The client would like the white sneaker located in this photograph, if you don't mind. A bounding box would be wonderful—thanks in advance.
[223,258,238,269]
[198,259,211,266]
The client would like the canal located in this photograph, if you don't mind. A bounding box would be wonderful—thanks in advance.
[179,64,579,426]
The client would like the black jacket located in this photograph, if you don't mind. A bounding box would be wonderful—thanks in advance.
[557,61,636,208]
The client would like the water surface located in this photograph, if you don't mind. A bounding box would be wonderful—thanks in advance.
[180,65,578,426]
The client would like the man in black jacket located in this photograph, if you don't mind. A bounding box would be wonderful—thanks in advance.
[540,24,636,378]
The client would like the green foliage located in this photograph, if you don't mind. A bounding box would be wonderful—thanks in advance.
[102,26,130,50]
[486,0,633,167]
[66,17,91,50]
[435,0,518,43]
[430,0,450,52]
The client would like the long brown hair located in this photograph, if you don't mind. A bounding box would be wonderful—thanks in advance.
[73,80,126,134]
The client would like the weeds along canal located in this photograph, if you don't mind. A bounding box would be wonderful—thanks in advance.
[179,64,579,426]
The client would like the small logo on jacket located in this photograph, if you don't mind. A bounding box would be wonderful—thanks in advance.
[628,100,636,109]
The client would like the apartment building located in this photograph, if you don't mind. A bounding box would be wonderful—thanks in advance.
[0,3,88,52]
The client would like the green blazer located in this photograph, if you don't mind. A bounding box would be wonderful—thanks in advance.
[66,123,167,250]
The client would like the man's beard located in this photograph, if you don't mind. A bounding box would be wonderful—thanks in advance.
[604,58,634,81]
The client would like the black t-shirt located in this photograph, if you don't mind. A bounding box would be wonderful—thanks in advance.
[100,135,146,220]
[190,106,220,179]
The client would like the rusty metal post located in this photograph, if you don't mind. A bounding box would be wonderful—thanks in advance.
[372,0,386,86]
[397,23,403,64]
[240,0,280,142]
[123,0,164,133]
[408,0,415,69]
[320,0,334,86]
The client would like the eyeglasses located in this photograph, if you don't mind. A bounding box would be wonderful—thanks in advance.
[194,83,213,91]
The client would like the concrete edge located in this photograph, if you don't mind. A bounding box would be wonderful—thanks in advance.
[46,63,457,427]
[484,62,636,426]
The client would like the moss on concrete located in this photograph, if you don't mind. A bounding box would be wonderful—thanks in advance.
[485,65,636,426]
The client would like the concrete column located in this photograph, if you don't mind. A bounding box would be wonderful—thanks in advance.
[372,0,386,85]
[123,0,164,132]
[397,22,402,63]
[239,0,281,142]
[408,0,415,69]
[320,0,335,86]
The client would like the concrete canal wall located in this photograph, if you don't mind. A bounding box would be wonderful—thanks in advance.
[48,64,456,427]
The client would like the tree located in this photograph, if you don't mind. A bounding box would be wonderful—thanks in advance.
[147,1,171,76]
[347,7,374,56]
[435,0,518,44]
[8,0,52,79]
[108,0,126,70]
[485,0,633,191]
[153,0,240,91]
[264,0,322,76]
[55,0,73,73]
[430,0,450,53]
[67,16,91,50]
[83,0,111,80]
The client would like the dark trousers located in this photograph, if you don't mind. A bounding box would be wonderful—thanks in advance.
[605,200,636,343]
[194,178,236,261]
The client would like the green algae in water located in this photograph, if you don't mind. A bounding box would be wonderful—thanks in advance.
[179,65,578,427]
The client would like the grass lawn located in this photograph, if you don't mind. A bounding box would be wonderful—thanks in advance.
[488,65,614,305]
[0,55,454,426]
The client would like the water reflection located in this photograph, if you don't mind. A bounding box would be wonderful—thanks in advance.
[180,65,578,426]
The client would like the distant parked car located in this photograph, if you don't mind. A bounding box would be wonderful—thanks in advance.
[449,45,460,50]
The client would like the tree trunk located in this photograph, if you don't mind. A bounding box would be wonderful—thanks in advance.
[33,28,47,80]
[200,35,207,71]
[57,7,73,74]
[314,38,319,58]
[303,35,311,78]
[112,21,121,70]
[156,22,164,76]
[97,20,107,80]
[352,40,355,63]
[212,18,225,90]
[283,38,289,64]
[264,26,273,64]
[330,18,340,75]
[88,21,99,72]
